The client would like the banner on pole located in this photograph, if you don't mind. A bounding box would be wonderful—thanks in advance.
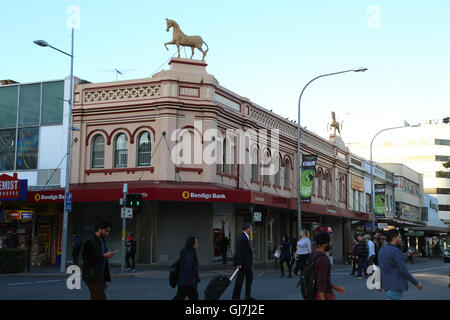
[300,155,317,203]
[374,184,386,218]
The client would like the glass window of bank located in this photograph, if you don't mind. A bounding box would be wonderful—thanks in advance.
[0,81,64,171]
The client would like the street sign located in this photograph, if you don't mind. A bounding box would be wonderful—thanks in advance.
[253,211,262,222]
[377,223,389,229]
[65,193,72,212]
[121,207,133,219]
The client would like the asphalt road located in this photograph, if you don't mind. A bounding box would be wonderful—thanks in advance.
[0,259,448,300]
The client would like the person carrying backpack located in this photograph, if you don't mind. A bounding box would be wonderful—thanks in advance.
[355,235,369,279]
[303,231,345,300]
[173,237,200,300]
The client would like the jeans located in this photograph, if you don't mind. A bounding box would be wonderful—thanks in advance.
[126,252,135,269]
[357,256,367,277]
[280,259,292,275]
[293,254,310,275]
[386,290,403,300]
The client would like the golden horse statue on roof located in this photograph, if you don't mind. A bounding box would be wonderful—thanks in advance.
[330,111,341,135]
[164,19,209,61]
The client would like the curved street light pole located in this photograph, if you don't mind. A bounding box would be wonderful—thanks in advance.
[369,123,420,231]
[34,29,74,273]
[297,68,367,238]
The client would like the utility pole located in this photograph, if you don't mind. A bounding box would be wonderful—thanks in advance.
[121,183,127,272]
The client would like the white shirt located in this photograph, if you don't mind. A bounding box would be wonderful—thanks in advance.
[296,237,312,255]
[368,240,375,257]
[243,231,250,241]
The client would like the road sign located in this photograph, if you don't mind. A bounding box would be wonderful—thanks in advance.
[253,211,262,222]
[65,193,72,212]
[121,207,133,219]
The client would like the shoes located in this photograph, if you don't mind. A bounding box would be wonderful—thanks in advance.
[355,276,362,280]
[131,269,136,272]
[125,268,131,271]
[245,296,256,300]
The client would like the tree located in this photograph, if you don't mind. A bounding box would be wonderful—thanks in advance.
[443,116,450,124]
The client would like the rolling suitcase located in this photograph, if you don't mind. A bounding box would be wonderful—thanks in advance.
[204,267,240,300]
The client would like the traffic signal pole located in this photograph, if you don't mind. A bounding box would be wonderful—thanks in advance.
[121,183,127,273]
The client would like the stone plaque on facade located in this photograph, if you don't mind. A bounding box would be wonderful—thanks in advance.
[180,86,200,97]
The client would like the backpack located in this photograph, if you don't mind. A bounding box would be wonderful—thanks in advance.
[297,252,325,300]
[169,260,180,288]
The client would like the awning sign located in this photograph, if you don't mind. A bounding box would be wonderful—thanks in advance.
[300,155,317,203]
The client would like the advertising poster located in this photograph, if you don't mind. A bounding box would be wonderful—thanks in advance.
[300,155,317,203]
[374,184,386,218]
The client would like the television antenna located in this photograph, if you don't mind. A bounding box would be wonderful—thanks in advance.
[97,68,136,81]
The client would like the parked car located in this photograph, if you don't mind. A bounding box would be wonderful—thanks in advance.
[444,247,450,263]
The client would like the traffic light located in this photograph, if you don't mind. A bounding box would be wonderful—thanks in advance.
[125,193,142,209]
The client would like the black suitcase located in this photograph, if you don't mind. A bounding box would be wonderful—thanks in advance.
[204,268,240,300]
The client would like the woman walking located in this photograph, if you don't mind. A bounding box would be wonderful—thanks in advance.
[293,230,312,276]
[279,235,292,278]
[173,237,201,300]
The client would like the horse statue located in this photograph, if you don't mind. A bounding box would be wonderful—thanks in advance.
[330,111,341,135]
[164,19,209,61]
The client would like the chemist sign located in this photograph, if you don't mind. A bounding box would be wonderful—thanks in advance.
[0,173,28,201]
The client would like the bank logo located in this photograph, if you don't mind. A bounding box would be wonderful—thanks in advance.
[66,265,81,290]
[182,191,190,199]
[34,194,41,202]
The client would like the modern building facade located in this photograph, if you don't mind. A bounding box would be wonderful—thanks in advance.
[347,120,450,226]
[0,77,76,265]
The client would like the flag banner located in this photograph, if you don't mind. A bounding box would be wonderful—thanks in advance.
[300,155,317,203]
[374,184,386,218]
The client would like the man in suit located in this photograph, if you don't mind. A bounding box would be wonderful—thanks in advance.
[232,222,256,300]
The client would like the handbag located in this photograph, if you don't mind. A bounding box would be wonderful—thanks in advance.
[274,247,281,258]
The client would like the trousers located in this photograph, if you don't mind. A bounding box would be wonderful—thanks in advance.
[232,268,253,299]
[85,281,107,300]
[173,286,199,300]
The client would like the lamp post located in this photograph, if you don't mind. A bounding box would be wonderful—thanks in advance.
[297,68,367,237]
[369,122,420,231]
[34,29,74,273]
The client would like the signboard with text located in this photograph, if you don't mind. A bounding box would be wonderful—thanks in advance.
[0,174,28,201]
[300,155,318,203]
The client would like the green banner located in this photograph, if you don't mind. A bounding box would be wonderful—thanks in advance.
[374,184,386,218]
[300,155,317,203]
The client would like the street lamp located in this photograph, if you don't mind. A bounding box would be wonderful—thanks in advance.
[369,122,420,231]
[34,29,74,273]
[297,68,367,237]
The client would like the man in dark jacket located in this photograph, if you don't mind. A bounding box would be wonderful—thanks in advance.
[355,234,369,279]
[173,237,200,300]
[72,231,82,266]
[125,232,137,271]
[232,222,255,300]
[5,230,19,249]
[82,220,116,300]
[218,233,230,265]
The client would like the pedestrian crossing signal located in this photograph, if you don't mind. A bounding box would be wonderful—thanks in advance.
[125,194,142,209]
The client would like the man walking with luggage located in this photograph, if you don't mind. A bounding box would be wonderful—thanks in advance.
[232,222,255,300]
[378,229,423,300]
[81,220,117,300]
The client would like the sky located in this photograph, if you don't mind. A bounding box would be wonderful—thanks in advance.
[1,0,449,143]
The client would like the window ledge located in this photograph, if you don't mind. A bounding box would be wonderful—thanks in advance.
[263,182,271,187]
[251,179,259,185]
[217,172,238,179]
[86,167,154,175]
[175,167,203,175]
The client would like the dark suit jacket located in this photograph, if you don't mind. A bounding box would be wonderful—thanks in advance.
[81,233,111,283]
[234,232,253,271]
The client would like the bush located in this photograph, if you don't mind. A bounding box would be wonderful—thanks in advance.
[0,249,27,274]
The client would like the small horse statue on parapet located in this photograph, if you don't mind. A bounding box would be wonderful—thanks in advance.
[164,18,209,61]
[330,111,341,135]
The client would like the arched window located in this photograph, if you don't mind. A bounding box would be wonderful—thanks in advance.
[222,138,227,173]
[114,133,128,168]
[325,172,331,199]
[251,149,259,181]
[274,157,281,186]
[91,134,105,169]
[284,158,290,188]
[263,150,271,184]
[318,170,323,197]
[137,131,151,166]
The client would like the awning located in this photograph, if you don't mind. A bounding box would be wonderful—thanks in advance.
[410,226,449,233]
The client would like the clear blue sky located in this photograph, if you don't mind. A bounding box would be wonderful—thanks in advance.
[1,0,449,142]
